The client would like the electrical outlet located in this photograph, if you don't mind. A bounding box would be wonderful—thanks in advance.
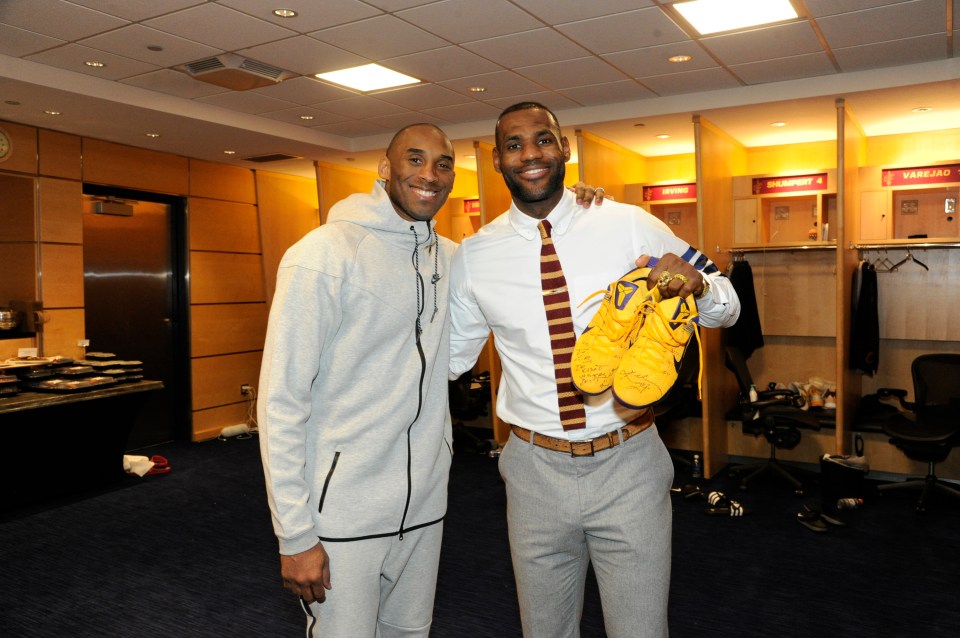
[241,384,252,395]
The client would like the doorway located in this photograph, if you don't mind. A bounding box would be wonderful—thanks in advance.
[81,185,190,449]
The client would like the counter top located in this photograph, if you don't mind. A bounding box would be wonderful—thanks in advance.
[0,380,164,415]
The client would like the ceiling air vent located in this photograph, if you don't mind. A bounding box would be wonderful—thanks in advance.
[179,54,293,90]
[242,153,303,163]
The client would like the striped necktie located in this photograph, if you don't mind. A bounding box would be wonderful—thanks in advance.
[538,220,586,431]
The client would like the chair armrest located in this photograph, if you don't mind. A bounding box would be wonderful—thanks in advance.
[877,387,913,412]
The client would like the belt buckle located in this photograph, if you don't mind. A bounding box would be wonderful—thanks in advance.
[571,439,595,457]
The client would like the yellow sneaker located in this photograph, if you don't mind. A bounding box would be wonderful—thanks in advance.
[571,266,660,395]
[612,293,701,409]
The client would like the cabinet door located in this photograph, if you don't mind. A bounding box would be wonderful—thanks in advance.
[733,198,758,244]
[859,190,890,240]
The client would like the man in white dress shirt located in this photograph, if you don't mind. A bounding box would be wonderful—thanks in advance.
[448,102,741,637]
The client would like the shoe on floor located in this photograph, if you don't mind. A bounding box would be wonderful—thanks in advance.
[612,292,701,409]
[796,509,828,532]
[571,261,659,395]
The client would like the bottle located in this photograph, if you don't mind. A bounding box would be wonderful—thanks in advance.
[691,454,702,479]
[836,497,863,510]
[748,384,758,403]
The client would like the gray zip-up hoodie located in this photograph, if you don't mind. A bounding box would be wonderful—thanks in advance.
[258,181,455,556]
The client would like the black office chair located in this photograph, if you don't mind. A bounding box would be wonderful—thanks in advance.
[876,354,960,512]
[724,345,822,495]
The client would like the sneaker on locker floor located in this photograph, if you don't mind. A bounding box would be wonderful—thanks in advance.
[571,262,659,395]
[612,292,701,409]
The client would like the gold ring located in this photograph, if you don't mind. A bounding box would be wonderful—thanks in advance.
[657,271,672,288]
[671,273,689,284]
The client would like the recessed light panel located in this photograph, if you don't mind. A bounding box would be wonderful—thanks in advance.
[673,0,798,35]
[315,64,420,92]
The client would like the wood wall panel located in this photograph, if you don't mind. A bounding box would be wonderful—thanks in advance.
[316,162,373,225]
[190,252,265,304]
[38,129,81,179]
[0,173,36,242]
[875,249,960,341]
[748,251,836,337]
[191,302,268,357]
[866,128,960,166]
[38,308,85,359]
[0,243,38,304]
[576,130,645,202]
[191,351,262,410]
[40,243,85,308]
[746,140,835,176]
[0,336,36,360]
[259,170,320,305]
[189,159,256,203]
[645,154,695,186]
[693,115,747,477]
[0,120,38,175]
[188,198,261,253]
[39,177,82,244]
[192,402,253,442]
[82,138,189,194]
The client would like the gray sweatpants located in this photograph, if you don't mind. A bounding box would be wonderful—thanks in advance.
[302,523,443,638]
[498,424,673,638]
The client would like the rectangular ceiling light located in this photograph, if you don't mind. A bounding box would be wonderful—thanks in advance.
[673,0,798,35]
[315,63,420,92]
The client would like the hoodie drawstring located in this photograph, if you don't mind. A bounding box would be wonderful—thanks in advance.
[410,223,440,337]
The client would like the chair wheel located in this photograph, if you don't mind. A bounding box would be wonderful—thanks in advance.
[794,488,804,496]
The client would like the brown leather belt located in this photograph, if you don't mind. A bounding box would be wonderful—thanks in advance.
[509,410,654,457]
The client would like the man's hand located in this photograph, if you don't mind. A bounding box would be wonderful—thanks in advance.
[280,543,331,604]
[637,254,706,300]
[569,182,608,208]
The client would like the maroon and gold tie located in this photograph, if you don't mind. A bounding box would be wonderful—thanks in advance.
[538,220,586,431]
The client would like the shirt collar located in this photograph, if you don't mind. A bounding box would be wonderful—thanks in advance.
[508,188,578,241]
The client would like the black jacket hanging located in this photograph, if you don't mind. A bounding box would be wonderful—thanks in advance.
[850,261,879,375]
[725,259,764,359]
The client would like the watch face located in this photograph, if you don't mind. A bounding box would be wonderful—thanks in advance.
[0,128,10,162]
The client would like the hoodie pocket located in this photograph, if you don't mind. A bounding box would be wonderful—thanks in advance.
[317,451,340,514]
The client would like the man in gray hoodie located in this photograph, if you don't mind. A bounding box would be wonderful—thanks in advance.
[258,123,458,637]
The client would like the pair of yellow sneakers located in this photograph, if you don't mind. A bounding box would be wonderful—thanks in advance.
[571,263,702,409]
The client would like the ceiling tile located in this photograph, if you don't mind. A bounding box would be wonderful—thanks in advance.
[816,1,946,48]
[316,95,411,118]
[421,100,502,123]
[66,0,205,21]
[832,34,950,71]
[373,83,473,109]
[312,119,393,137]
[362,0,439,9]
[514,57,631,90]
[701,22,824,66]
[804,0,918,19]
[309,15,447,59]
[218,0,382,32]
[555,7,690,55]
[119,68,231,98]
[384,46,501,83]
[79,24,221,66]
[638,67,742,96]
[603,42,718,78]
[144,4,298,51]
[238,35,366,76]
[730,53,837,85]
[24,43,161,80]
[368,111,449,130]
[462,28,592,69]
[0,0,128,40]
[258,106,350,127]
[484,91,582,113]
[558,80,657,107]
[440,71,545,100]
[196,91,298,114]
[251,76,356,105]
[397,0,543,43]
[0,24,65,57]
[510,0,654,24]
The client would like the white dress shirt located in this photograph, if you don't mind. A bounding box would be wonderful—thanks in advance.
[449,189,740,440]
